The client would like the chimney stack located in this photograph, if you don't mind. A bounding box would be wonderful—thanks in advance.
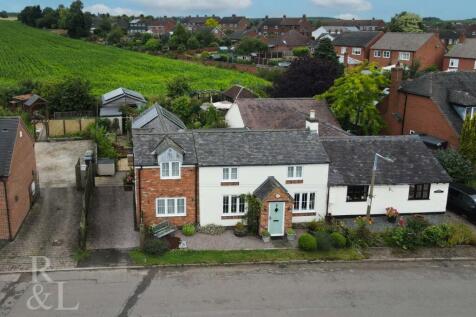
[459,32,466,44]
[283,15,287,19]
[306,109,319,134]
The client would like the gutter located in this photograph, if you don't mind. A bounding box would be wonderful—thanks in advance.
[0,178,12,240]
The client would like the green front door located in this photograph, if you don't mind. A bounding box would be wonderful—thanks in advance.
[268,202,285,236]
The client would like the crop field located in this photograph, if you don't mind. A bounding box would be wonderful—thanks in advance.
[0,21,268,97]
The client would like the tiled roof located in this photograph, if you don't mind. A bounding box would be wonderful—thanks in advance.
[0,118,19,177]
[371,32,434,51]
[445,39,476,59]
[321,136,451,186]
[268,30,310,47]
[102,87,146,105]
[322,19,385,28]
[333,31,383,48]
[132,104,186,132]
[223,85,257,101]
[254,177,291,200]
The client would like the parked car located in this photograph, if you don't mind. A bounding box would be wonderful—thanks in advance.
[447,183,476,219]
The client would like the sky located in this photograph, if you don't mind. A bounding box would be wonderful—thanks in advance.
[1,0,475,20]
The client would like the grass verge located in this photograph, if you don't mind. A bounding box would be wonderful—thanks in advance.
[129,248,365,266]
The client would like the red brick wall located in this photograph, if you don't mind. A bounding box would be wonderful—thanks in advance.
[135,166,197,228]
[0,181,9,240]
[443,57,476,71]
[259,187,293,236]
[3,122,37,240]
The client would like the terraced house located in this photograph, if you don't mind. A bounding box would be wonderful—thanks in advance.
[132,110,451,237]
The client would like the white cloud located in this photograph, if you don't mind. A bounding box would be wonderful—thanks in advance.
[312,0,372,12]
[335,13,360,20]
[136,0,252,12]
[85,4,143,16]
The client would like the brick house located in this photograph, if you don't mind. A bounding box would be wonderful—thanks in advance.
[379,68,476,148]
[220,15,249,32]
[332,31,384,67]
[133,118,450,237]
[369,33,446,70]
[258,15,313,38]
[443,38,476,71]
[321,19,386,31]
[147,17,176,36]
[266,30,312,57]
[0,117,38,241]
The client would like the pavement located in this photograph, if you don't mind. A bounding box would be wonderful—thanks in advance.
[1,261,476,316]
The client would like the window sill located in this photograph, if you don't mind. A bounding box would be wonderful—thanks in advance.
[286,179,304,185]
[221,182,240,186]
[156,214,187,218]
[221,214,245,220]
[292,212,317,217]
[408,198,430,201]
[160,177,181,180]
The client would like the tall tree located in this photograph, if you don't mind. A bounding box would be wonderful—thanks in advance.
[18,5,42,27]
[388,12,424,33]
[270,56,342,98]
[459,115,476,166]
[314,38,338,63]
[436,150,475,184]
[39,77,96,113]
[319,63,389,135]
[205,18,219,28]
[236,37,267,55]
[65,0,91,38]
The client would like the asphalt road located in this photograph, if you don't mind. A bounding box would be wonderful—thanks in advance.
[1,261,476,316]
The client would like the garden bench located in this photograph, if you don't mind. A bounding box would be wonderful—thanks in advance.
[152,221,177,239]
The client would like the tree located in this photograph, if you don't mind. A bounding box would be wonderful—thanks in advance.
[314,38,338,63]
[65,0,91,38]
[236,37,267,55]
[319,63,389,135]
[0,11,8,18]
[388,12,424,33]
[97,15,112,36]
[145,38,161,51]
[195,28,216,47]
[293,47,310,57]
[459,115,476,166]
[169,23,190,49]
[166,76,192,99]
[18,5,42,26]
[107,26,124,45]
[39,77,96,113]
[170,96,194,122]
[186,36,200,50]
[270,56,343,98]
[205,18,219,28]
[436,150,475,184]
[37,7,59,29]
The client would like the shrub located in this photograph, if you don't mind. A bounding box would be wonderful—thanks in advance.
[298,233,317,251]
[286,228,296,235]
[261,229,270,237]
[330,232,347,248]
[406,215,430,234]
[421,225,451,247]
[182,224,196,236]
[447,223,475,246]
[143,239,170,256]
[350,217,373,247]
[388,227,419,250]
[313,231,333,251]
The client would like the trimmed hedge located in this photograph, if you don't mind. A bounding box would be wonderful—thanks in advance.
[298,233,317,251]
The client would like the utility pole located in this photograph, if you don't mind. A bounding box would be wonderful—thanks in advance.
[366,153,395,220]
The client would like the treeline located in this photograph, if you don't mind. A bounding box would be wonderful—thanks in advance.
[18,0,92,38]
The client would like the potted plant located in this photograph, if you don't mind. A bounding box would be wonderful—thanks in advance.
[261,230,271,243]
[233,222,247,237]
[286,228,296,241]
[386,207,399,223]
[123,170,134,191]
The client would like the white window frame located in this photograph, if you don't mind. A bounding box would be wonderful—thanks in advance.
[340,47,347,54]
[352,47,362,56]
[373,50,381,58]
[222,167,238,182]
[156,197,186,217]
[383,50,391,59]
[474,60,476,70]
[449,58,460,68]
[293,192,316,213]
[222,195,246,215]
[398,52,411,61]
[160,161,181,179]
[287,165,303,180]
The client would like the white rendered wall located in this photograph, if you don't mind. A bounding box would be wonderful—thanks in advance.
[224,104,245,128]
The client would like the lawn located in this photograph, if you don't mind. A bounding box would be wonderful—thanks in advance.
[0,21,268,97]
[129,248,365,266]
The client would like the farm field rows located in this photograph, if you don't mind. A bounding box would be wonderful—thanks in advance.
[0,21,268,97]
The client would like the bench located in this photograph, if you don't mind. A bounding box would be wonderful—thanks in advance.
[152,221,177,239]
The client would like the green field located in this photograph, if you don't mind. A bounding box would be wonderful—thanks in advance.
[0,21,268,97]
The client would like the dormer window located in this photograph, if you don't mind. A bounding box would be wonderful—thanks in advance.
[154,138,184,180]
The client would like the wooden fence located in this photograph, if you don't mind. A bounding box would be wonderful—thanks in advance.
[48,118,95,137]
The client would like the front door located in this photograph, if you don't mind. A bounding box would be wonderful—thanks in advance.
[268,202,285,237]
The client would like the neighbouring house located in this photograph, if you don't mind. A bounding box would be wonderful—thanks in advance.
[222,85,258,103]
[443,38,476,71]
[128,18,148,34]
[312,26,359,41]
[437,30,463,46]
[182,15,219,31]
[0,117,38,240]
[147,17,176,36]
[132,104,186,132]
[369,33,446,70]
[321,19,386,31]
[225,98,349,137]
[266,29,312,57]
[257,15,313,38]
[100,88,147,134]
[333,31,384,67]
[322,136,451,217]
[132,128,450,236]
[229,28,259,43]
[9,94,48,119]
[220,15,249,32]
[379,67,476,148]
